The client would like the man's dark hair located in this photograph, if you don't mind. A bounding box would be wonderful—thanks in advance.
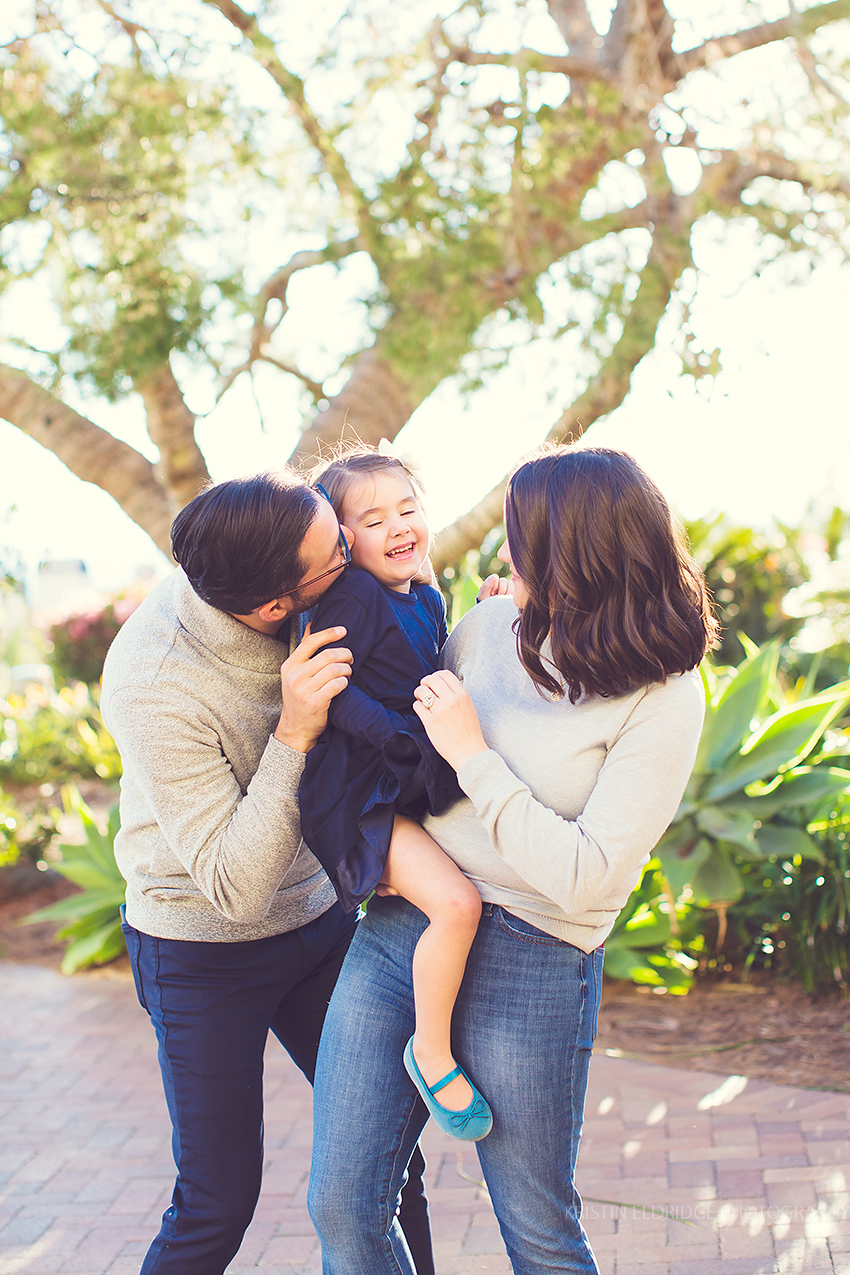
[171,471,319,614]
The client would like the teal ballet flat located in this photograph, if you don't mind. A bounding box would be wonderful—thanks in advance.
[403,1037,493,1142]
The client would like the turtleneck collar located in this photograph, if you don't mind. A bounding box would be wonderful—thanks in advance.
[172,569,291,674]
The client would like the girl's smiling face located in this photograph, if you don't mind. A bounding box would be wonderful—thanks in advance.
[341,470,430,593]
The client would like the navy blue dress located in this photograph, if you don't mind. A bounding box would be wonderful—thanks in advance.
[298,567,461,912]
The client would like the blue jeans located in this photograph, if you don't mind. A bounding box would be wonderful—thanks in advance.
[308,896,603,1274]
[122,903,433,1275]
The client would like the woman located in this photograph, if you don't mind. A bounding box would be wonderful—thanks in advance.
[307,446,717,1274]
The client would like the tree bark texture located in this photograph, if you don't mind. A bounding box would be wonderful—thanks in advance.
[0,364,173,558]
[134,363,211,515]
[3,0,848,568]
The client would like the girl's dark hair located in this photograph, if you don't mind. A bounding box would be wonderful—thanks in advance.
[310,445,425,521]
[504,446,718,703]
[171,470,319,613]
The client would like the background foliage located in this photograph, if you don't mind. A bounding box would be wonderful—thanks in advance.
[1,0,849,568]
[2,498,850,988]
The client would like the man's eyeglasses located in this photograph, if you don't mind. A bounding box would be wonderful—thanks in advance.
[278,483,351,598]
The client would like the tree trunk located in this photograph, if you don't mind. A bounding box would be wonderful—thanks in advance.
[135,363,211,515]
[0,364,173,558]
[287,347,418,470]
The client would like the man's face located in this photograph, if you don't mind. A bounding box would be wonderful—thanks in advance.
[283,497,352,614]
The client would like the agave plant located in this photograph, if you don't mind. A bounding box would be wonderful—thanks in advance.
[602,863,699,992]
[655,641,850,929]
[23,785,125,974]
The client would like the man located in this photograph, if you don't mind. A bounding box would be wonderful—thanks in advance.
[101,471,432,1275]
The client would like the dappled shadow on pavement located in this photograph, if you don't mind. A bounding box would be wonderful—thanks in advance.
[1,962,849,1274]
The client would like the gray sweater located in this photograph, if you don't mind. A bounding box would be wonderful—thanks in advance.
[101,569,336,941]
[423,598,705,952]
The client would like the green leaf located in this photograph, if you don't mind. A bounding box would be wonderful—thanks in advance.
[755,825,824,862]
[52,861,119,891]
[607,914,673,949]
[696,642,778,773]
[22,889,122,926]
[695,805,757,850]
[727,767,850,820]
[59,921,126,975]
[689,843,744,905]
[56,906,122,940]
[705,692,850,800]
[655,834,711,898]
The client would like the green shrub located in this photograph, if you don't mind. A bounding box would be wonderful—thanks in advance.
[23,785,126,975]
[0,787,58,868]
[48,599,138,685]
[729,794,850,994]
[655,640,850,914]
[0,681,121,785]
[603,863,700,993]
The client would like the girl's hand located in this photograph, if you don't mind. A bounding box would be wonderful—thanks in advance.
[413,670,488,771]
[477,573,513,602]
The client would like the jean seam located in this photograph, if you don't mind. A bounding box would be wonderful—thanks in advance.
[151,936,168,1058]
[495,912,567,948]
[129,927,150,1013]
[380,1097,426,1275]
[569,954,589,1222]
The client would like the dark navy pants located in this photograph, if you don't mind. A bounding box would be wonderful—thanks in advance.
[122,904,434,1275]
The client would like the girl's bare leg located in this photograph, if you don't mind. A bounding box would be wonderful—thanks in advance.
[382,814,482,1111]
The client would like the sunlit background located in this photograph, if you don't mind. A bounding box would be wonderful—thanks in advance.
[2,0,849,599]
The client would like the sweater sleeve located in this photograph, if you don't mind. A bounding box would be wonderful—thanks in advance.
[105,684,308,924]
[454,672,705,917]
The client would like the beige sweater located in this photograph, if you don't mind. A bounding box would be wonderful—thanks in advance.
[423,598,705,952]
[101,569,336,941]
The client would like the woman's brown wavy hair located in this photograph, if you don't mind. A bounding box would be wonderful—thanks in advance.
[504,446,718,703]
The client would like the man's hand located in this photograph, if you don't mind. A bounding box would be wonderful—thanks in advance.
[274,625,353,753]
[477,573,513,602]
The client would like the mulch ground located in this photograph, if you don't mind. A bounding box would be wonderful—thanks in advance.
[2,876,849,1093]
[596,976,850,1093]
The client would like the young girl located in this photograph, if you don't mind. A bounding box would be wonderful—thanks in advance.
[298,445,492,1141]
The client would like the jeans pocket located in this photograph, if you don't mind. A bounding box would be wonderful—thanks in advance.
[495,907,569,948]
[120,912,149,1014]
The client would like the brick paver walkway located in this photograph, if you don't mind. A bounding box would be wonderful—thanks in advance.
[1,961,848,1275]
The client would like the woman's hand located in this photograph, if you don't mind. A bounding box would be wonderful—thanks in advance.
[413,670,488,771]
[477,573,513,602]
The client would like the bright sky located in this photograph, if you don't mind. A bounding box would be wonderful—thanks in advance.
[2,0,849,597]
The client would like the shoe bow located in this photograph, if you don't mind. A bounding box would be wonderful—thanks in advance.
[450,1098,489,1132]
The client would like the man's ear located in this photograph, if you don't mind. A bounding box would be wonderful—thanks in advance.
[255,595,293,624]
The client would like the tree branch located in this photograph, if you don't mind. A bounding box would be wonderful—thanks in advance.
[676,1,850,78]
[0,364,173,557]
[546,0,599,61]
[203,0,366,214]
[447,46,616,84]
[707,149,850,206]
[133,363,211,516]
[287,346,416,469]
[93,0,147,55]
[432,227,690,571]
[215,240,359,405]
